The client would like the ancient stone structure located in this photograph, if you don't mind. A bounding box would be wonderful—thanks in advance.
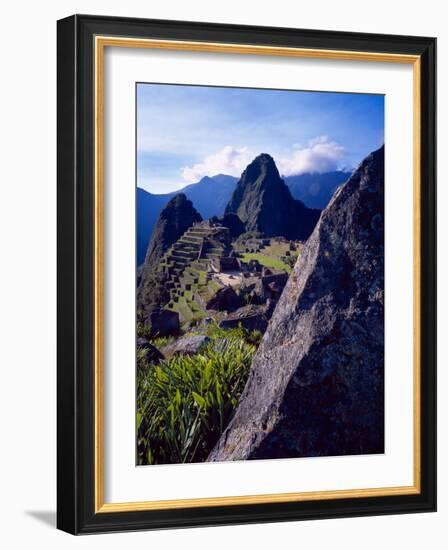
[210,257,239,272]
[218,305,269,333]
[204,286,244,312]
[137,193,203,314]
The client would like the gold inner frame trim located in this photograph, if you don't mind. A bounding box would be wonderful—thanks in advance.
[94,35,422,513]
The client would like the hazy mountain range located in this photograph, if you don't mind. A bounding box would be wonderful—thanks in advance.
[137,169,351,266]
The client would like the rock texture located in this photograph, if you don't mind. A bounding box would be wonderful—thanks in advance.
[209,146,385,462]
[205,286,244,312]
[219,305,269,333]
[162,335,211,357]
[225,154,321,240]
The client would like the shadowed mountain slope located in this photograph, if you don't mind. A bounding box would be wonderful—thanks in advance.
[138,193,202,312]
[225,153,321,240]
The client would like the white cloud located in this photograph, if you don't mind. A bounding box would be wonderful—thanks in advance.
[278,136,345,176]
[179,137,346,183]
[181,146,253,182]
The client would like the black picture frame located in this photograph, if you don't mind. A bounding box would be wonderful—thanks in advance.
[57,14,436,535]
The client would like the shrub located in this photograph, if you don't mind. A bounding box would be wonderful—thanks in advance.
[203,321,262,346]
[137,338,255,465]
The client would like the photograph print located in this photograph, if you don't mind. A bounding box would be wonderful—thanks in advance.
[136,83,385,466]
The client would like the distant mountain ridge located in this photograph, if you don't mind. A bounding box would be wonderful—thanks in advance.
[285,170,352,209]
[137,167,352,266]
[176,174,237,219]
[137,188,172,267]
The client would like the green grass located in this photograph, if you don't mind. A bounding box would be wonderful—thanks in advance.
[208,279,221,292]
[240,252,291,272]
[150,335,176,349]
[183,289,193,301]
[137,337,256,464]
[203,321,262,346]
[171,297,194,323]
[264,242,291,255]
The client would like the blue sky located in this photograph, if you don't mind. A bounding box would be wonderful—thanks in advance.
[137,83,384,194]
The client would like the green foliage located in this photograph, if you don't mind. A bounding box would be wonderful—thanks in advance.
[203,321,262,347]
[136,320,150,340]
[241,252,291,272]
[282,255,297,269]
[137,337,255,464]
[150,335,176,349]
[234,231,264,244]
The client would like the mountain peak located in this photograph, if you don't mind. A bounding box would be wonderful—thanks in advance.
[142,193,202,269]
[225,154,320,239]
[242,153,280,183]
[252,152,275,164]
[165,192,188,207]
[138,192,202,311]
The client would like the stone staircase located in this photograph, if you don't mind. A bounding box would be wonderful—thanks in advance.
[158,223,231,323]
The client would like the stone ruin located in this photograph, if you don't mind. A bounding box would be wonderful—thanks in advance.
[155,221,292,331]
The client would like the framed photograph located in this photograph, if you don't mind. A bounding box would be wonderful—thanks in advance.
[57,14,436,534]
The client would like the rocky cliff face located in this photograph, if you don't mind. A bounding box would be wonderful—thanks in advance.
[209,146,385,461]
[138,193,202,313]
[225,153,320,240]
[142,193,202,269]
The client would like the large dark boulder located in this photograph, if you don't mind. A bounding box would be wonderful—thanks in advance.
[218,305,269,333]
[205,286,244,312]
[248,274,288,304]
[225,153,321,240]
[209,146,385,462]
[146,308,180,337]
[161,335,211,357]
